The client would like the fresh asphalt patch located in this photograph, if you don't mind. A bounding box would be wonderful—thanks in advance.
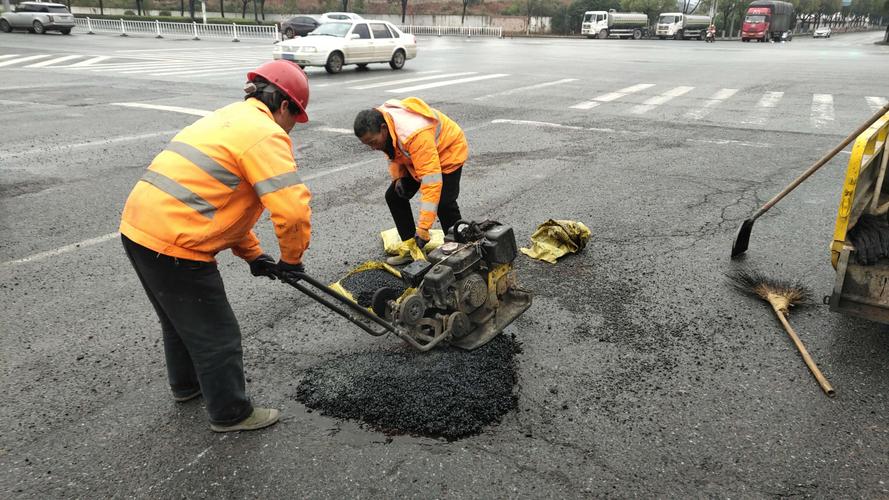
[295,334,522,440]
[339,268,407,308]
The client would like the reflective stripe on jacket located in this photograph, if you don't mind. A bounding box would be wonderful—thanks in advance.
[379,97,468,235]
[119,98,312,264]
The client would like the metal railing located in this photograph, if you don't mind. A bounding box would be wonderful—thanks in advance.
[399,25,502,38]
[73,17,279,41]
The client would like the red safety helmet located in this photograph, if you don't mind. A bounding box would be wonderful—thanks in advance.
[247,60,310,123]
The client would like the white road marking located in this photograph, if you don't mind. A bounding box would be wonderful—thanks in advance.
[0,54,21,60]
[0,54,51,67]
[687,138,771,148]
[685,88,738,120]
[313,127,353,134]
[3,130,179,159]
[742,91,784,125]
[386,73,509,93]
[491,119,616,133]
[866,96,888,112]
[570,83,655,110]
[148,65,259,77]
[93,62,192,73]
[110,102,211,117]
[811,94,835,128]
[24,55,82,68]
[62,55,111,67]
[2,233,121,266]
[349,72,476,90]
[474,78,578,101]
[631,86,694,114]
[313,71,442,88]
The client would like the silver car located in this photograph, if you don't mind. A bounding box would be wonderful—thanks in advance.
[0,2,76,35]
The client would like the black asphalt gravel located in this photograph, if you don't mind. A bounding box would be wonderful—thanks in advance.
[295,334,522,440]
[339,268,406,307]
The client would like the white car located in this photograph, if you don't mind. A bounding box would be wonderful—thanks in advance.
[0,1,75,35]
[813,26,831,38]
[273,20,417,74]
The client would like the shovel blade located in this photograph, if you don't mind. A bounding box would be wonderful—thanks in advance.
[731,219,755,259]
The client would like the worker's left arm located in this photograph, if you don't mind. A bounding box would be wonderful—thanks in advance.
[240,132,312,265]
[405,127,442,240]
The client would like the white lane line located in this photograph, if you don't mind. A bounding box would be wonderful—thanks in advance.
[314,70,442,88]
[811,94,835,128]
[25,55,83,68]
[685,88,738,120]
[2,233,121,266]
[62,55,111,67]
[175,68,266,78]
[110,102,211,117]
[570,83,655,110]
[631,86,694,114]
[0,54,21,60]
[148,65,259,77]
[866,96,888,112]
[386,74,509,93]
[0,55,51,67]
[94,62,192,73]
[687,138,771,148]
[116,46,267,53]
[491,118,617,133]
[349,72,476,90]
[313,126,353,134]
[474,78,578,101]
[68,60,186,70]
[3,130,179,159]
[742,91,784,125]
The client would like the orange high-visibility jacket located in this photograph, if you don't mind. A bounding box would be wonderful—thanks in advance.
[378,97,468,238]
[120,98,312,264]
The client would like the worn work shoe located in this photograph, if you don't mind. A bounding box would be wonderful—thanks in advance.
[386,254,412,266]
[173,389,202,402]
[209,408,280,433]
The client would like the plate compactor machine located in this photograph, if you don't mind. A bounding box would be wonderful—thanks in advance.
[280,220,532,351]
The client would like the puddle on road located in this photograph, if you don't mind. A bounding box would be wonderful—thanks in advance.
[295,334,522,440]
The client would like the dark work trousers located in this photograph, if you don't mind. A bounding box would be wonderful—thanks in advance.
[121,235,252,426]
[386,167,463,241]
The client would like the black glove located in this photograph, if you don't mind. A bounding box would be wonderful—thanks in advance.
[394,178,410,199]
[249,254,277,280]
[277,260,305,282]
[414,235,429,251]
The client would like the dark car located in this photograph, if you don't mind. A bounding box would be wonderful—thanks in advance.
[280,15,320,39]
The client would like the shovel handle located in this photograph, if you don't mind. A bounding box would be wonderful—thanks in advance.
[773,307,835,397]
[752,103,889,221]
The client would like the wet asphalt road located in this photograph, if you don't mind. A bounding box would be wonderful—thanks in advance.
[2,29,889,497]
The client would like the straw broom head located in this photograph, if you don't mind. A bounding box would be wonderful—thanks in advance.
[728,270,811,314]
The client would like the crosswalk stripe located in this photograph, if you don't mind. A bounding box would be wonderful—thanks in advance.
[811,94,835,128]
[742,91,784,125]
[0,54,21,60]
[64,56,111,67]
[0,55,51,67]
[97,62,195,73]
[349,72,476,90]
[570,83,655,110]
[385,74,509,93]
[25,55,83,68]
[151,65,259,77]
[474,78,578,101]
[631,86,694,114]
[314,71,442,88]
[685,88,738,120]
[866,96,888,112]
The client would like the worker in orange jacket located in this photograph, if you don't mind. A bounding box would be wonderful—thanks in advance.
[353,97,469,265]
[119,60,311,432]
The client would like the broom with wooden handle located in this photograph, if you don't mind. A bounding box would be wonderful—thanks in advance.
[729,271,835,397]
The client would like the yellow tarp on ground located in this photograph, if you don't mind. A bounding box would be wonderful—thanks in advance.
[520,219,590,264]
[380,227,445,261]
[328,261,408,313]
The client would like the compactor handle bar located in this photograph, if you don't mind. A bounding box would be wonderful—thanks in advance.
[277,272,397,338]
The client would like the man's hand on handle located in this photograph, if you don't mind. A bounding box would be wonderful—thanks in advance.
[249,254,278,280]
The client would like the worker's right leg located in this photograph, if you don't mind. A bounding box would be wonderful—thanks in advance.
[121,236,262,429]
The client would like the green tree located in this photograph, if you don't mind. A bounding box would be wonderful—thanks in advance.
[621,0,677,24]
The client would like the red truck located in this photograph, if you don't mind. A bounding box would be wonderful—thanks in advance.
[741,0,796,42]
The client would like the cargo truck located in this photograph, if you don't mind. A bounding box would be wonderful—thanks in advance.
[741,0,796,42]
[655,13,711,40]
[581,10,650,39]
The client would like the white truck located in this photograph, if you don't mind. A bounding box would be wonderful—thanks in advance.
[581,10,650,40]
[655,13,711,40]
